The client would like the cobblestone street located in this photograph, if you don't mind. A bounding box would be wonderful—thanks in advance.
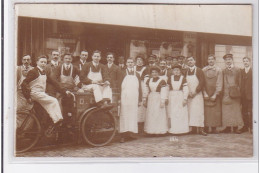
[17,132,253,158]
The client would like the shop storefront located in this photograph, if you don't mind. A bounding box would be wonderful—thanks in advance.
[17,5,252,69]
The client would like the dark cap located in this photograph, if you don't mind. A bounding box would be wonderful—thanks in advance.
[223,54,233,60]
[149,66,161,73]
[172,64,182,70]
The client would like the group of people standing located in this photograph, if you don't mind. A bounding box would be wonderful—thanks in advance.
[16,49,253,143]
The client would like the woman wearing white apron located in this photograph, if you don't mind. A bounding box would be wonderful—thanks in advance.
[119,58,142,143]
[144,66,168,135]
[134,56,147,134]
[21,55,67,126]
[80,50,112,107]
[168,65,189,134]
[186,56,207,136]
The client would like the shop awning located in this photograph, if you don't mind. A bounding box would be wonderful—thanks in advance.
[15,4,252,37]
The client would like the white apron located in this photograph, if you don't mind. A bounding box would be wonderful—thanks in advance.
[29,71,63,123]
[135,66,147,123]
[168,75,189,134]
[82,67,112,102]
[186,68,204,127]
[144,78,168,134]
[119,70,139,133]
[60,65,75,90]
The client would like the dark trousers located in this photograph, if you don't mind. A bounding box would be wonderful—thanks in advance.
[241,98,252,129]
[61,95,74,121]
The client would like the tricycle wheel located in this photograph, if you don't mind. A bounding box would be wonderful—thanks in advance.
[81,108,116,147]
[15,111,41,154]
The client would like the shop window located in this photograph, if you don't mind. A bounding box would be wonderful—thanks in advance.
[215,44,252,69]
[129,40,182,64]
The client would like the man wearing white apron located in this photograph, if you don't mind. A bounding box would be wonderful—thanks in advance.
[119,58,142,143]
[53,53,82,121]
[21,55,68,127]
[186,56,207,136]
[80,50,112,107]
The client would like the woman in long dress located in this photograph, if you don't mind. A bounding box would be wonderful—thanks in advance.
[144,66,168,135]
[168,65,189,134]
[221,54,244,133]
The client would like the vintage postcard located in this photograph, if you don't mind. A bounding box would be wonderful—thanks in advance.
[12,3,255,159]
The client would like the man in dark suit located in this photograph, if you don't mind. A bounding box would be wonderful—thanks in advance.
[73,50,88,71]
[45,50,61,97]
[104,52,121,93]
[80,50,112,107]
[118,55,126,70]
[240,57,253,133]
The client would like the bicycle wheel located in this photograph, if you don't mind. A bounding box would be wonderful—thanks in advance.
[15,111,41,154]
[81,108,116,147]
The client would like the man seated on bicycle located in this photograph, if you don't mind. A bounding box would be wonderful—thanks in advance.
[52,53,82,122]
[21,55,70,127]
[79,50,112,108]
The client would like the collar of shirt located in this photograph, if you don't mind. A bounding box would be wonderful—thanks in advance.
[64,63,71,70]
[22,65,29,70]
[226,64,234,70]
[107,63,113,68]
[92,61,99,67]
[207,65,216,70]
[119,64,124,68]
[128,68,134,72]
[189,65,196,72]
[80,59,86,65]
[37,66,45,74]
[161,69,166,74]
[245,66,251,73]
[51,60,58,67]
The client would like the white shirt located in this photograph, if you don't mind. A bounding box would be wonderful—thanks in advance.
[245,66,251,73]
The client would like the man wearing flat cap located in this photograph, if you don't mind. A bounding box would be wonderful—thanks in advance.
[221,54,243,134]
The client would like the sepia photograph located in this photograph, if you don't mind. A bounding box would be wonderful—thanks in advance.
[13,4,254,158]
